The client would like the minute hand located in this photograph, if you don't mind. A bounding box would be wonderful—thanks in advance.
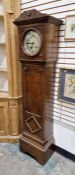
[26,42,34,44]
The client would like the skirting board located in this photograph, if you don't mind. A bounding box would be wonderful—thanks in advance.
[0,135,20,142]
[52,145,75,162]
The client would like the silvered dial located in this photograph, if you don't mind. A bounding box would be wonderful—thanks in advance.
[23,30,41,56]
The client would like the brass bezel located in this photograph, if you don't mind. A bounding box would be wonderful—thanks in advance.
[22,28,42,57]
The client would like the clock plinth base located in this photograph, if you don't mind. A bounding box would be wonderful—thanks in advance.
[19,135,54,165]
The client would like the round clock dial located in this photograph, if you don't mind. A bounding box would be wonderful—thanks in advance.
[23,30,42,56]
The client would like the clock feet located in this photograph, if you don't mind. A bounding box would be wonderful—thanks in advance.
[19,135,54,165]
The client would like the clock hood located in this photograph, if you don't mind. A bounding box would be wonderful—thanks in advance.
[13,9,62,26]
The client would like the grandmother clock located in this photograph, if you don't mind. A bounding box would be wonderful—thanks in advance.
[14,9,62,165]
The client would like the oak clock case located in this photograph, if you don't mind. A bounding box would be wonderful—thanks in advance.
[14,9,62,165]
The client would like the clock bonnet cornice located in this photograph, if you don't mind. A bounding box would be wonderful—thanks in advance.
[14,9,62,165]
[14,9,62,26]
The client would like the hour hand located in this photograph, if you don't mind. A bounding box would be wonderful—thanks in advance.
[26,42,34,45]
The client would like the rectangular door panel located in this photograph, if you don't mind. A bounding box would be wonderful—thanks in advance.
[22,65,44,138]
[23,66,44,115]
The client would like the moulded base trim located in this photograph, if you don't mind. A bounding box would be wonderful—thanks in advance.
[19,135,54,165]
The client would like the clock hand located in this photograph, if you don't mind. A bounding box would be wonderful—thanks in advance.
[26,42,34,45]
